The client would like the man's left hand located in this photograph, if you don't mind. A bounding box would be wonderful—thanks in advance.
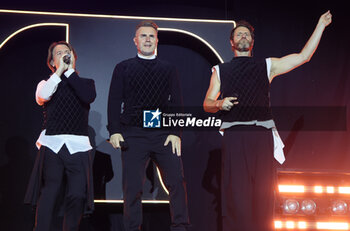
[164,135,181,156]
[319,10,332,28]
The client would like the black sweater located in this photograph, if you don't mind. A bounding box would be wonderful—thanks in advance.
[43,72,96,135]
[107,56,182,136]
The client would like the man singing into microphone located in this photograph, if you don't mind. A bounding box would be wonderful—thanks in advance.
[25,41,96,231]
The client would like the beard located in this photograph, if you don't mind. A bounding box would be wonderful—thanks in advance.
[233,38,253,52]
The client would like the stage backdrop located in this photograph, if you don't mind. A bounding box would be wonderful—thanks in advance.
[0,8,349,231]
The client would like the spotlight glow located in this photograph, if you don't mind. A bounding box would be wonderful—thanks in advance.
[301,199,317,215]
[283,199,300,214]
[331,200,348,215]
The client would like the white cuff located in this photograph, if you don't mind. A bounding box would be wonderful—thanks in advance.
[64,69,75,78]
[49,73,62,85]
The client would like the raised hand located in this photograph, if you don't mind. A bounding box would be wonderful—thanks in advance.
[319,10,332,28]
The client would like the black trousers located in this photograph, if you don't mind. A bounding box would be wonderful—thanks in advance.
[34,145,88,231]
[221,126,276,231]
[121,127,190,231]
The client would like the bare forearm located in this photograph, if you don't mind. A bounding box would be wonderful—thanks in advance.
[269,11,332,80]
[203,98,221,113]
[300,23,326,62]
[301,11,332,62]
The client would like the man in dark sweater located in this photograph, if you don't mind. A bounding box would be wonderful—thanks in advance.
[203,11,332,231]
[107,21,190,231]
[25,41,96,231]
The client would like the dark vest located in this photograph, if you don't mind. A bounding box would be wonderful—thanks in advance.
[219,57,273,122]
[121,57,173,126]
[43,80,90,135]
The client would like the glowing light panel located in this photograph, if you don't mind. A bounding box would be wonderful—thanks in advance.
[279,185,305,193]
[339,187,350,194]
[316,222,349,230]
[315,186,323,193]
[298,221,307,229]
[327,186,335,194]
[94,199,169,204]
[275,220,283,229]
[286,221,295,229]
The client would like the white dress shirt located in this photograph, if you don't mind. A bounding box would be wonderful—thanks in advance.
[35,69,92,154]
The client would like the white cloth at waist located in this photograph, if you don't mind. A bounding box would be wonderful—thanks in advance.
[36,129,92,154]
[219,120,285,164]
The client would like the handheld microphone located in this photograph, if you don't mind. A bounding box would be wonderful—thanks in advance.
[63,54,71,64]
[106,139,129,150]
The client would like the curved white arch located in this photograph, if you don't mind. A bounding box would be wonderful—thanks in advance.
[156,166,169,195]
[0,23,69,49]
[0,9,235,26]
[146,28,226,196]
[158,27,224,63]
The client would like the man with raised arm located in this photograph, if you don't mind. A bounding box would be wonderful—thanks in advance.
[203,11,332,231]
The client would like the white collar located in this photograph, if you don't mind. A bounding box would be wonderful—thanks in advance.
[137,53,156,60]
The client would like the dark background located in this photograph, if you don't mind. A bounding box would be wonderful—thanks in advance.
[0,0,349,230]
